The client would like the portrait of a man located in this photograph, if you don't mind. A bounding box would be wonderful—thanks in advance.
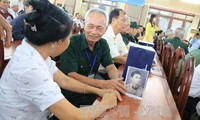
[126,71,143,97]
[125,66,149,98]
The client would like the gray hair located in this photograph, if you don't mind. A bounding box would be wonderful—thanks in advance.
[174,27,185,39]
[84,8,108,26]
[165,29,173,37]
[10,0,19,7]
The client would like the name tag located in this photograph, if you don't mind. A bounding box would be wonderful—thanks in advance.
[88,74,95,79]
[88,72,95,79]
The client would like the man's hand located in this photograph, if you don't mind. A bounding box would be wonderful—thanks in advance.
[4,39,11,47]
[100,78,126,95]
[98,89,122,101]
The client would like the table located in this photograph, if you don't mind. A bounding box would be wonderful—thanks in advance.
[4,40,22,61]
[94,55,181,120]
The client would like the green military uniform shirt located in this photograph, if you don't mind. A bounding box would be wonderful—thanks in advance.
[177,49,200,74]
[135,33,139,38]
[121,33,129,45]
[60,33,113,76]
[165,37,189,54]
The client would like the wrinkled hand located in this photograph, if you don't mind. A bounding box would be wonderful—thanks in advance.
[4,40,11,48]
[100,78,126,95]
[98,89,122,101]
[101,92,117,109]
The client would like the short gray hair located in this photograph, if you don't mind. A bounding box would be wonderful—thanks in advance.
[10,0,19,7]
[174,27,185,39]
[84,8,108,26]
[165,29,173,37]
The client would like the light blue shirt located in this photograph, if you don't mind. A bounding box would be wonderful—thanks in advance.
[189,38,200,52]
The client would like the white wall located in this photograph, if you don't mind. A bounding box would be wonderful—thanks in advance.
[145,0,200,15]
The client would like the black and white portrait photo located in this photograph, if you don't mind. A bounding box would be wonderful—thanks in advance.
[125,66,149,99]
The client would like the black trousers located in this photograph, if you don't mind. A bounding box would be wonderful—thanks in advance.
[185,96,200,113]
[183,96,200,120]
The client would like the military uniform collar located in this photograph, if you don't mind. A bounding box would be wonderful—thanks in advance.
[173,37,181,40]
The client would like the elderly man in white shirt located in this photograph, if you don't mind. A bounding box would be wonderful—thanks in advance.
[102,8,128,66]
[185,64,200,119]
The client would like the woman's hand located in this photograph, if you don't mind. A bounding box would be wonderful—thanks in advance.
[100,92,117,109]
[98,89,122,101]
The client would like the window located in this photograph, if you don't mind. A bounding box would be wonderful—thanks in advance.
[147,6,195,39]
[81,0,118,15]
[198,20,200,29]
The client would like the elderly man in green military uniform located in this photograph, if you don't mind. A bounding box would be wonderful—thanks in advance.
[128,21,139,43]
[165,27,189,54]
[60,8,125,108]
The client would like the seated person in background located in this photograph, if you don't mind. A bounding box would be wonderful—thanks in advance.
[128,21,139,44]
[60,8,125,108]
[153,30,164,50]
[135,25,144,40]
[102,8,128,66]
[0,14,11,47]
[184,64,200,119]
[11,0,33,41]
[18,0,25,14]
[126,71,143,97]
[165,27,189,54]
[78,13,85,33]
[121,15,130,46]
[0,1,121,119]
[8,0,19,18]
[179,48,200,69]
[190,33,200,46]
[164,29,174,40]
[189,33,200,52]
[72,12,84,34]
[0,0,13,24]
[177,48,200,78]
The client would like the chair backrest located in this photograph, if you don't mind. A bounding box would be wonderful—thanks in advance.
[161,43,174,77]
[167,47,185,90]
[0,40,4,77]
[177,56,195,118]
[158,41,165,61]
